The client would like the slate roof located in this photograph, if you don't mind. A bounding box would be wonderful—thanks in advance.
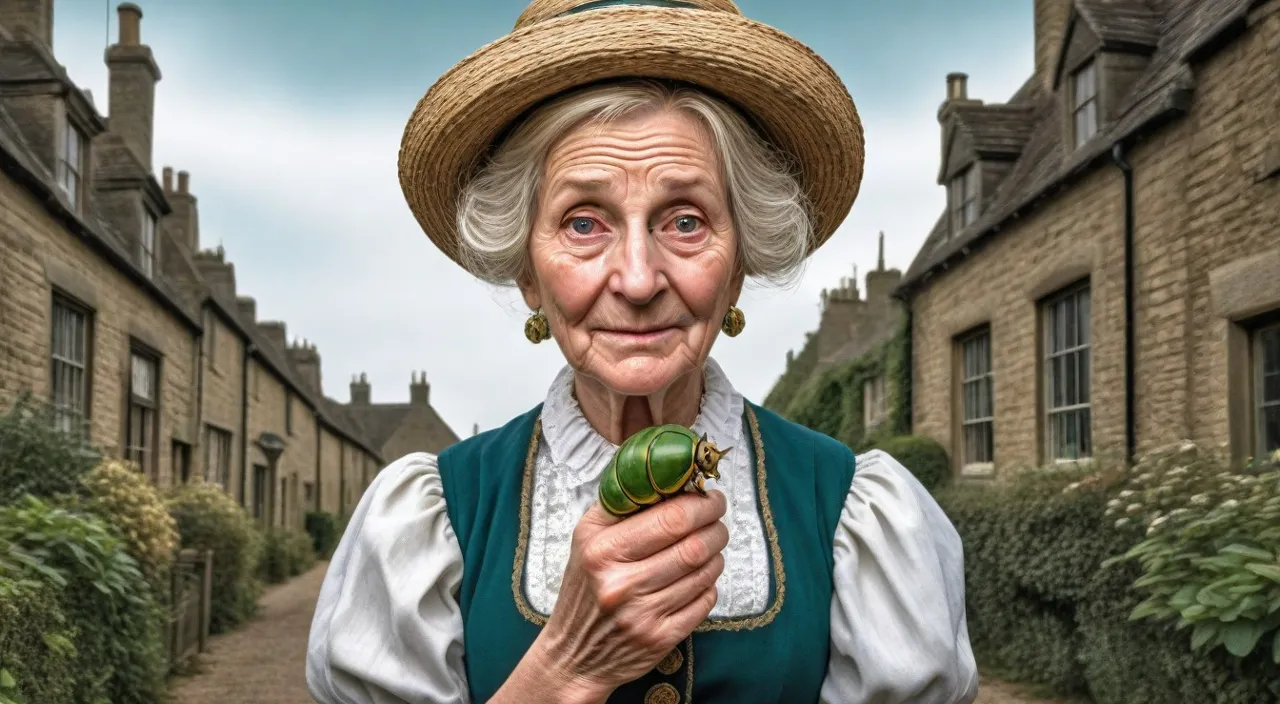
[951,103,1039,158]
[343,401,461,456]
[898,0,1258,295]
[0,31,384,462]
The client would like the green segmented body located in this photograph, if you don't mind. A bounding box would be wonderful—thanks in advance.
[598,424,731,518]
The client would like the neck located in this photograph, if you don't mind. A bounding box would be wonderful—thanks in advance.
[573,368,704,445]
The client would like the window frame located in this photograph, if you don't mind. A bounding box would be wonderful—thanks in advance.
[125,344,161,480]
[1042,281,1093,463]
[140,206,158,279]
[958,325,995,470]
[171,439,192,486]
[1253,321,1280,457]
[863,374,888,430]
[56,115,86,210]
[1071,60,1100,148]
[949,164,980,234]
[204,424,233,489]
[49,291,94,436]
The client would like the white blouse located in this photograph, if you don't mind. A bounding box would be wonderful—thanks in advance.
[306,359,979,704]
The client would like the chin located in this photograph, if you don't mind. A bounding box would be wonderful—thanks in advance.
[588,354,694,397]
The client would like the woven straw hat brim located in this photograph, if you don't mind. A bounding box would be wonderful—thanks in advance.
[398,6,864,273]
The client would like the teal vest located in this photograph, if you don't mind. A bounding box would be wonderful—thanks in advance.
[438,401,855,703]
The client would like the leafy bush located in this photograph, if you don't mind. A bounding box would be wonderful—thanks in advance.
[0,393,101,506]
[0,497,167,704]
[167,483,263,634]
[258,529,316,584]
[867,435,950,492]
[937,456,1280,704]
[305,511,341,558]
[1101,445,1280,663]
[79,459,179,588]
[0,579,76,704]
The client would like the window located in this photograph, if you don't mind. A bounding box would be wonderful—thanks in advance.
[1072,61,1099,148]
[1255,323,1280,456]
[863,374,888,429]
[57,119,85,209]
[285,393,293,435]
[304,481,315,509]
[140,208,157,278]
[204,425,233,488]
[1043,282,1092,461]
[172,440,191,485]
[50,294,91,435]
[959,327,995,466]
[949,165,979,234]
[126,349,160,476]
[252,464,269,520]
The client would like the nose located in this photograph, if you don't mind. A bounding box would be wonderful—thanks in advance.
[608,218,666,305]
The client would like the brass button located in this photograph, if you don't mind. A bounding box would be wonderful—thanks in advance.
[655,648,683,675]
[645,682,680,704]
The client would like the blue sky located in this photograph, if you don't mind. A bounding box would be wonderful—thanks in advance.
[50,0,1031,437]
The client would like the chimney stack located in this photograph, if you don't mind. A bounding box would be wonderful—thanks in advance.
[236,296,257,323]
[106,2,161,172]
[193,248,236,301]
[410,371,430,406]
[286,339,322,392]
[0,0,54,49]
[256,321,287,352]
[877,231,885,271]
[350,373,370,406]
[1035,0,1072,91]
[946,72,969,101]
[162,167,200,251]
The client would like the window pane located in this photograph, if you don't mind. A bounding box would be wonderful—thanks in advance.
[1264,406,1280,453]
[131,353,155,401]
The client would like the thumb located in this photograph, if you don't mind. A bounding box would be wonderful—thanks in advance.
[581,500,624,529]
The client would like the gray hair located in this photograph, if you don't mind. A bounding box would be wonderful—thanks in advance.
[455,80,812,287]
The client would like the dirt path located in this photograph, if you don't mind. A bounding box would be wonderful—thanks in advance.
[169,561,329,704]
[169,560,1065,703]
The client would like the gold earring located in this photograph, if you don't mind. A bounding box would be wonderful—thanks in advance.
[721,305,745,337]
[524,309,551,344]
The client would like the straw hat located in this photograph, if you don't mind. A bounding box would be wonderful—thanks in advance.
[398,0,864,272]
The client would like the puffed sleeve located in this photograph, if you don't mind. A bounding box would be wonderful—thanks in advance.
[820,450,979,704]
[306,452,470,704]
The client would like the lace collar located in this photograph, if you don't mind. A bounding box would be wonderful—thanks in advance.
[538,358,745,483]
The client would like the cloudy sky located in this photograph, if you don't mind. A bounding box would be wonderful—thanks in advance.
[51,0,1031,436]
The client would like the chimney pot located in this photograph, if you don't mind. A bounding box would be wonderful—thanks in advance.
[946,72,969,101]
[177,170,190,194]
[117,3,142,46]
[162,167,173,192]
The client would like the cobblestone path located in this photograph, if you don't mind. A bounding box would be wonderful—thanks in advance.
[169,559,1066,703]
[170,561,329,704]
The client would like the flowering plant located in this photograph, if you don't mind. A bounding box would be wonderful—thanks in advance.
[1099,442,1280,663]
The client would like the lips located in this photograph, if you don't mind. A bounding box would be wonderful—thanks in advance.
[597,326,679,343]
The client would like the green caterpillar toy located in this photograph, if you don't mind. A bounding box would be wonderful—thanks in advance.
[598,425,732,518]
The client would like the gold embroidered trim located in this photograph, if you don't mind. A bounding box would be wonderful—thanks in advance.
[685,634,695,702]
[511,406,785,633]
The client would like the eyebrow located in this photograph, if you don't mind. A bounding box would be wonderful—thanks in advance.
[550,173,614,196]
[654,172,715,194]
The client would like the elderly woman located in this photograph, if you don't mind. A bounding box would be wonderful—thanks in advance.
[308,1,977,703]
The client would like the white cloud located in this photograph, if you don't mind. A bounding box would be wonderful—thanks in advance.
[51,15,1028,439]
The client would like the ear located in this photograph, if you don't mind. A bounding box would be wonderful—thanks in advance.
[727,264,746,306]
[516,266,542,311]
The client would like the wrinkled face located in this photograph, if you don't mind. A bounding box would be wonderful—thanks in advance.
[519,108,743,397]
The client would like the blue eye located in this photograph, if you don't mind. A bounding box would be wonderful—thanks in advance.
[571,217,595,234]
[674,215,700,233]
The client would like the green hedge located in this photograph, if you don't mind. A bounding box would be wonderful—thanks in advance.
[258,529,317,585]
[936,447,1280,703]
[0,394,101,506]
[0,580,76,704]
[866,435,950,492]
[305,511,342,559]
[167,483,263,634]
[0,497,167,704]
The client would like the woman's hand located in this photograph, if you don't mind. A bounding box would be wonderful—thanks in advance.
[495,490,728,704]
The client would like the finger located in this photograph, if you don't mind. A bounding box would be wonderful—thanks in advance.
[652,552,724,613]
[630,520,729,595]
[580,500,623,529]
[604,490,727,562]
[661,584,719,641]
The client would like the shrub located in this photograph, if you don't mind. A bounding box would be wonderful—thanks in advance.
[0,393,101,506]
[0,579,76,704]
[258,529,317,585]
[937,457,1280,704]
[0,496,167,704]
[167,483,263,634]
[79,459,179,588]
[1100,445,1280,664]
[305,511,341,558]
[867,435,951,492]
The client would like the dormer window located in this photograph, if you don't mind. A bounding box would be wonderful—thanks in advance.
[1072,60,1099,148]
[949,165,979,234]
[140,208,157,278]
[57,119,85,210]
